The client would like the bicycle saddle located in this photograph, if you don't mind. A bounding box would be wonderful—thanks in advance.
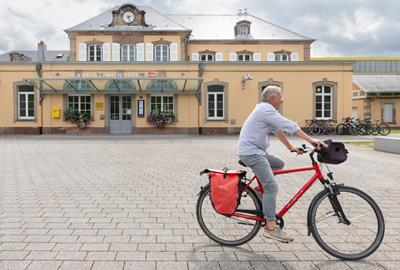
[238,160,247,167]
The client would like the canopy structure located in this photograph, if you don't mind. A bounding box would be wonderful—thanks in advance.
[23,77,203,94]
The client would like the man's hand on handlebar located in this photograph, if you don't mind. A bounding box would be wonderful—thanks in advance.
[309,138,326,149]
[289,145,304,155]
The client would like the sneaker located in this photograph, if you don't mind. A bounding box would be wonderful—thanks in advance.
[264,228,294,243]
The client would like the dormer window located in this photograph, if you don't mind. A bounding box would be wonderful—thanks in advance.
[238,25,249,36]
[235,20,251,38]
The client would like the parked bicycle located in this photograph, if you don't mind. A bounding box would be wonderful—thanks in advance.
[336,117,362,135]
[357,118,391,136]
[304,119,336,135]
[196,142,385,261]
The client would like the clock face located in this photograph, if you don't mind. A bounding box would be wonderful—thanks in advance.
[122,11,135,23]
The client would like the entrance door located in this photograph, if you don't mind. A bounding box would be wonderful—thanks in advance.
[109,95,133,134]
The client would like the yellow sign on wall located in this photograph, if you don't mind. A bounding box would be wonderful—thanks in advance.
[52,108,61,119]
[95,102,104,110]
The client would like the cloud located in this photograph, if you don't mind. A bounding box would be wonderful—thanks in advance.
[0,0,398,57]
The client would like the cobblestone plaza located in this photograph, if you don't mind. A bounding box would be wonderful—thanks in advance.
[0,135,399,270]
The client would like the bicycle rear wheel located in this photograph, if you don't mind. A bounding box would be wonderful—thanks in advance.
[310,124,322,135]
[196,185,262,246]
[378,123,391,136]
[308,185,385,260]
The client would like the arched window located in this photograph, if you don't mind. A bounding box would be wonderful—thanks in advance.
[313,80,337,120]
[315,85,332,119]
[63,80,94,91]
[105,80,136,91]
[207,85,224,120]
[17,85,35,120]
[146,79,177,91]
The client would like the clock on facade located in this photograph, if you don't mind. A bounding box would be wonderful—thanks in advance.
[122,11,135,23]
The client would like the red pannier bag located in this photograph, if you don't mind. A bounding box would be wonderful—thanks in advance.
[201,168,246,216]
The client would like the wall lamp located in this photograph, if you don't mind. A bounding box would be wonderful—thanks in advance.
[241,73,254,89]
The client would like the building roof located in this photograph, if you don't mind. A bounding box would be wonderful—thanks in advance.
[353,75,400,93]
[65,2,313,41]
[167,14,313,41]
[0,50,69,62]
[312,58,400,73]
[65,4,190,32]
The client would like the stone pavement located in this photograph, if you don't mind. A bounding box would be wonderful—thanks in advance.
[0,135,399,270]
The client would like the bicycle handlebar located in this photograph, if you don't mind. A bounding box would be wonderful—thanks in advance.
[290,143,326,164]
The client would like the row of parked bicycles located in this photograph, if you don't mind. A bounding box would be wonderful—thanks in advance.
[304,117,391,136]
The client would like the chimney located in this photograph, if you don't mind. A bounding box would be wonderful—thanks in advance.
[37,40,47,61]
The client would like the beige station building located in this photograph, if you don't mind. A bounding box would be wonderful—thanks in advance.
[0,2,354,135]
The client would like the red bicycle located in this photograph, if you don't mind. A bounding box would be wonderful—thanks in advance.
[196,144,385,260]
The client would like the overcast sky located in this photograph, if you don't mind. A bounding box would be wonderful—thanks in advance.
[0,0,399,57]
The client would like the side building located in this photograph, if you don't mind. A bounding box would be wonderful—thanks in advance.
[0,3,353,134]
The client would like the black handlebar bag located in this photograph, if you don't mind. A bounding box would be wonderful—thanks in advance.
[317,140,348,165]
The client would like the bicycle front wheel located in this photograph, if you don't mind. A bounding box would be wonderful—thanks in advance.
[196,185,262,246]
[309,185,385,260]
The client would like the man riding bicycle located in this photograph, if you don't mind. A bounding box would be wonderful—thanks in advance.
[237,85,324,243]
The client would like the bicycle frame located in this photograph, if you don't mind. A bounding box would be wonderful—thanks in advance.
[232,162,325,222]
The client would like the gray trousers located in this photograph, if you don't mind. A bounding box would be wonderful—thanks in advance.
[238,154,284,220]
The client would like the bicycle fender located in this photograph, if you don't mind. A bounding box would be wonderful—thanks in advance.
[197,183,210,196]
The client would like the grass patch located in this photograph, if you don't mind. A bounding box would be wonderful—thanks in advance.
[346,141,374,148]
[391,128,400,134]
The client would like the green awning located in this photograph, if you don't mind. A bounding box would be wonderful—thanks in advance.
[23,77,203,94]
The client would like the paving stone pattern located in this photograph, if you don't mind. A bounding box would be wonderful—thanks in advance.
[0,135,399,270]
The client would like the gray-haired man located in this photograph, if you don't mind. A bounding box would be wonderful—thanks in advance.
[237,85,323,243]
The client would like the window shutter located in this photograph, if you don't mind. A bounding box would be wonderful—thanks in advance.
[146,43,153,61]
[191,52,199,61]
[102,43,110,61]
[136,43,145,61]
[78,43,87,61]
[229,52,237,61]
[253,53,261,61]
[112,43,120,61]
[215,52,223,61]
[291,52,299,61]
[170,43,178,61]
[267,53,275,61]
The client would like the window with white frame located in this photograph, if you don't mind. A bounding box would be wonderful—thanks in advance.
[68,95,91,115]
[207,85,224,120]
[238,25,249,37]
[315,85,332,119]
[238,54,252,61]
[154,44,169,62]
[121,44,135,62]
[383,103,394,123]
[88,44,102,62]
[18,85,35,120]
[150,96,174,113]
[275,53,290,62]
[200,53,214,61]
